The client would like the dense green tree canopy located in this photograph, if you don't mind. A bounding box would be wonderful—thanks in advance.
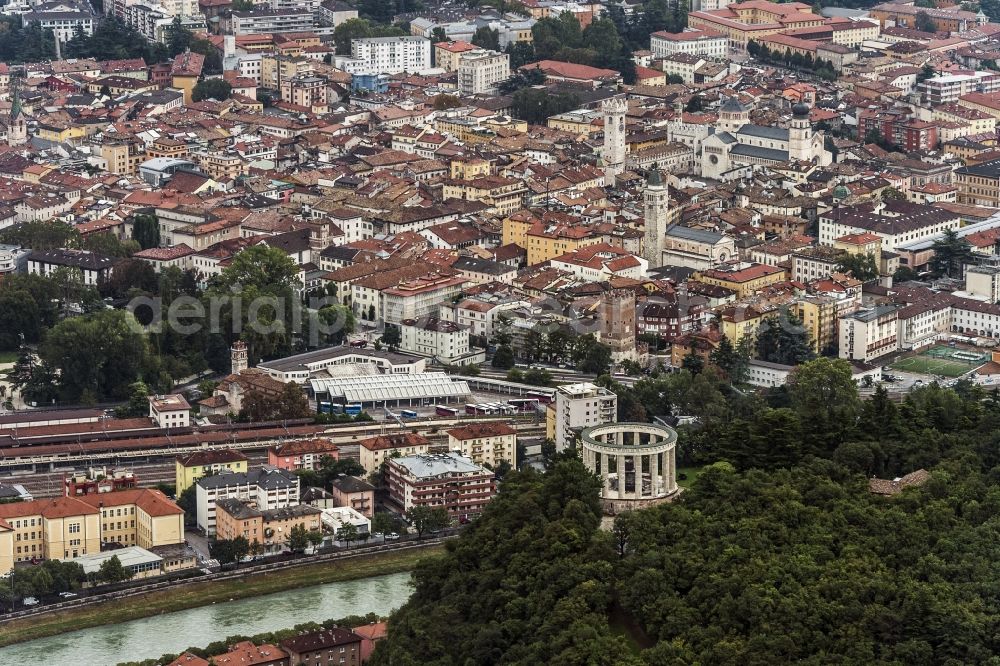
[373,369,1000,664]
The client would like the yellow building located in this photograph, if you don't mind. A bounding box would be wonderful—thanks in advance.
[695,263,786,298]
[435,116,498,144]
[434,40,476,71]
[931,106,997,135]
[833,231,882,266]
[0,488,184,572]
[36,123,86,144]
[261,54,315,90]
[546,109,603,136]
[175,449,249,494]
[359,433,432,473]
[97,141,146,176]
[446,422,517,468]
[82,489,186,551]
[0,497,100,569]
[795,295,840,354]
[525,222,603,265]
[442,175,527,216]
[215,500,322,553]
[450,157,492,180]
[719,305,767,345]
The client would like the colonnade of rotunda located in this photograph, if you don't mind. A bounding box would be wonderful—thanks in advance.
[580,422,678,513]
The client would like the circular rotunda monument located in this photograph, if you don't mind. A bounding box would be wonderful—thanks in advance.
[581,422,679,515]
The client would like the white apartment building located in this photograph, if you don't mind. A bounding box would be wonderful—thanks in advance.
[27,249,118,286]
[457,49,510,96]
[0,244,29,274]
[839,305,900,363]
[965,264,1000,302]
[350,36,431,74]
[231,8,313,35]
[650,29,727,59]
[552,382,618,452]
[147,394,191,429]
[897,302,951,350]
[380,274,468,325]
[22,10,95,42]
[195,467,299,535]
[818,201,961,252]
[399,317,479,365]
[238,55,263,84]
[919,72,1000,105]
[745,360,793,388]
[450,297,528,338]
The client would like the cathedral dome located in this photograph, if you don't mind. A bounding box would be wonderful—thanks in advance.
[792,102,811,118]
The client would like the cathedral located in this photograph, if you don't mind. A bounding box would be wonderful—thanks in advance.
[699,98,831,180]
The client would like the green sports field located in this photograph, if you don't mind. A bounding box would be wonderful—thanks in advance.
[891,346,987,378]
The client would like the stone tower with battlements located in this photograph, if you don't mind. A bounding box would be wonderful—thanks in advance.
[643,167,669,268]
[600,289,637,361]
[602,96,627,187]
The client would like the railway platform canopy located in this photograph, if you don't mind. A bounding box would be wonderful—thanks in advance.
[308,372,472,408]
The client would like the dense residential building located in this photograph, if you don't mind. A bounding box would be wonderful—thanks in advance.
[457,49,510,96]
[175,450,249,494]
[267,439,340,471]
[194,467,300,535]
[358,433,433,473]
[350,36,431,74]
[386,452,496,519]
[446,422,518,468]
[550,382,618,451]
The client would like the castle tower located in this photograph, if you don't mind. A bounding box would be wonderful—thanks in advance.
[600,289,637,360]
[643,167,669,268]
[6,80,27,147]
[231,340,248,374]
[788,102,812,161]
[601,96,627,187]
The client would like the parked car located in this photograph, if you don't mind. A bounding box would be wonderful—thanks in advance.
[22,597,38,606]
[385,533,400,540]
[372,532,384,539]
[58,591,77,599]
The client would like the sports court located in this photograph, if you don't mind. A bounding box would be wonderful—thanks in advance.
[891,345,989,378]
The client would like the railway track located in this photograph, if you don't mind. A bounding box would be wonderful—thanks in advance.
[0,417,546,475]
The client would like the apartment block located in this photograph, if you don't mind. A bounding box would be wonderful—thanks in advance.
[551,382,618,451]
[386,452,495,519]
[457,49,510,96]
[350,36,431,74]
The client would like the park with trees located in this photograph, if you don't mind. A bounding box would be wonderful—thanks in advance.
[370,358,1000,664]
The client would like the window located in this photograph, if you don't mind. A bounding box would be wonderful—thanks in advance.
[69,523,80,534]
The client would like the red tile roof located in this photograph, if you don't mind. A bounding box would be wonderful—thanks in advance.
[446,422,517,440]
[522,60,620,81]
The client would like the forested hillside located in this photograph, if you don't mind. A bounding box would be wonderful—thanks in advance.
[372,361,1000,665]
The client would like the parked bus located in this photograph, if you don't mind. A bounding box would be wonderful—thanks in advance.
[400,409,418,418]
[508,398,539,412]
[435,405,459,417]
[345,403,362,416]
[527,391,554,404]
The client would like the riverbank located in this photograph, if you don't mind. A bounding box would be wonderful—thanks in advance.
[0,544,443,648]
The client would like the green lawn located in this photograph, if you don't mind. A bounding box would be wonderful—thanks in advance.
[0,545,443,648]
[677,465,705,489]
[891,355,975,378]
[0,352,17,365]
